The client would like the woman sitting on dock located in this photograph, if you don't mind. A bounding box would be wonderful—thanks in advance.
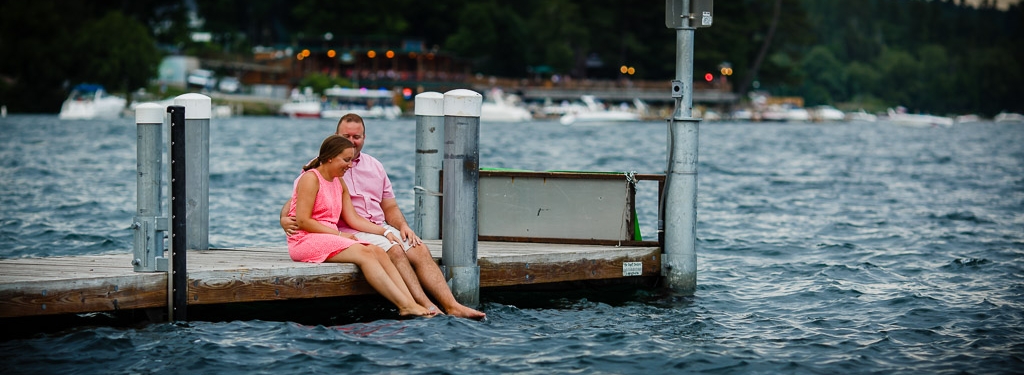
[288,135,436,318]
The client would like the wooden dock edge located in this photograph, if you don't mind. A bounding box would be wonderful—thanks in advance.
[1,243,661,319]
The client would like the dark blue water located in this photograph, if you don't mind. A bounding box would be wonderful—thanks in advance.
[1,114,1022,374]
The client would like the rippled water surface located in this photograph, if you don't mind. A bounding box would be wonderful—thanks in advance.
[1,114,1022,374]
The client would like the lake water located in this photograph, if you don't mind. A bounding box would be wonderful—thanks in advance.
[1,114,1022,374]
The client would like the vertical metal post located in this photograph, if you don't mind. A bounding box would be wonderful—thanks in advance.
[414,92,445,239]
[173,94,211,251]
[441,89,482,307]
[664,0,701,294]
[167,105,188,321]
[132,103,169,272]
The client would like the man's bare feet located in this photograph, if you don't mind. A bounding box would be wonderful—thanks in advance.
[445,304,486,320]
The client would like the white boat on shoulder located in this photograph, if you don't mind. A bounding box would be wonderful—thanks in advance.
[884,107,953,128]
[279,87,322,119]
[761,104,810,122]
[994,112,1024,123]
[559,95,642,125]
[58,84,126,120]
[480,88,533,123]
[954,114,983,124]
[810,105,845,122]
[320,86,401,120]
[845,109,878,123]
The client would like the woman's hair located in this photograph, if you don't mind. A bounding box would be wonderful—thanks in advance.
[303,135,355,171]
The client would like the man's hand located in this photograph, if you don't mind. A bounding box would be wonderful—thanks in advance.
[398,225,423,247]
[281,215,298,236]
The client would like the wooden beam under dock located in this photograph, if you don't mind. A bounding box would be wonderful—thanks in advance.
[0,240,661,319]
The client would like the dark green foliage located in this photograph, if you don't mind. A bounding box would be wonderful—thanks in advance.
[0,0,1020,115]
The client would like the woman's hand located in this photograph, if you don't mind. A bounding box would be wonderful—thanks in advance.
[281,216,299,236]
[384,230,400,245]
[338,231,358,240]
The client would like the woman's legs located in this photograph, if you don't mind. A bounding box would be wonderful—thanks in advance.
[327,244,431,317]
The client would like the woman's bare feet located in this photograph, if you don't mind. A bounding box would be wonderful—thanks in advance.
[398,304,436,318]
[445,304,486,320]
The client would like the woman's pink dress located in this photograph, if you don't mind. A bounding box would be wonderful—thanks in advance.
[287,169,368,263]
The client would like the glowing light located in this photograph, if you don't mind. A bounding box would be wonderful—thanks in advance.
[386,50,395,59]
[704,73,713,82]
[620,65,628,74]
[367,50,377,58]
[627,67,635,75]
[327,49,336,58]
[301,49,310,57]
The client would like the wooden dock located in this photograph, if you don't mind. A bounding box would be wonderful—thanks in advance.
[0,240,661,319]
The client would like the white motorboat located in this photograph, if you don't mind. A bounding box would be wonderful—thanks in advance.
[279,87,322,118]
[480,88,533,123]
[954,114,983,124]
[885,107,953,128]
[845,109,878,123]
[994,112,1024,123]
[810,105,845,122]
[540,98,585,118]
[320,86,401,120]
[58,84,126,120]
[559,95,641,125]
[761,104,810,122]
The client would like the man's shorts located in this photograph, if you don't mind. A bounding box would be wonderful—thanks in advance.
[353,224,411,252]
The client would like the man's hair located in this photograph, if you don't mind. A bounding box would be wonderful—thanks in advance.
[337,113,365,133]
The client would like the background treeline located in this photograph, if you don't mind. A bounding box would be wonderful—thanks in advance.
[0,0,1020,115]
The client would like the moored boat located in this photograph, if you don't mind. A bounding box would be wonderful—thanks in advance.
[884,107,953,128]
[279,87,322,118]
[810,105,845,122]
[320,86,401,120]
[480,88,533,123]
[58,84,126,120]
[845,109,878,123]
[559,95,641,125]
[994,112,1024,123]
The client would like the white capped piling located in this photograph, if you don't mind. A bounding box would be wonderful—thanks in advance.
[131,103,169,272]
[414,92,445,240]
[663,0,712,295]
[441,89,482,307]
[172,93,211,251]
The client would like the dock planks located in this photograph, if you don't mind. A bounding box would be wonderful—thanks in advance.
[0,240,660,318]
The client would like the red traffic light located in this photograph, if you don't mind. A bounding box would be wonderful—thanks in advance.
[704,73,714,82]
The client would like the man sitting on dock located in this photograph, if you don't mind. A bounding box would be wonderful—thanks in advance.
[281,113,486,320]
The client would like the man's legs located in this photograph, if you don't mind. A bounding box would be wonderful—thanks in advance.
[384,245,437,312]
[398,243,485,319]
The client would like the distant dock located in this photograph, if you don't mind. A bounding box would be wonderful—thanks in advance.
[0,240,660,319]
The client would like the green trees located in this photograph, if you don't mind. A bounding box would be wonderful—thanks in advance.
[75,12,161,98]
[0,0,171,112]
[786,0,1022,115]
[0,0,1020,115]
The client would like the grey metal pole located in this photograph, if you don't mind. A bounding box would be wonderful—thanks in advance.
[131,103,168,272]
[414,92,444,240]
[441,89,482,307]
[664,1,701,294]
[173,94,211,250]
